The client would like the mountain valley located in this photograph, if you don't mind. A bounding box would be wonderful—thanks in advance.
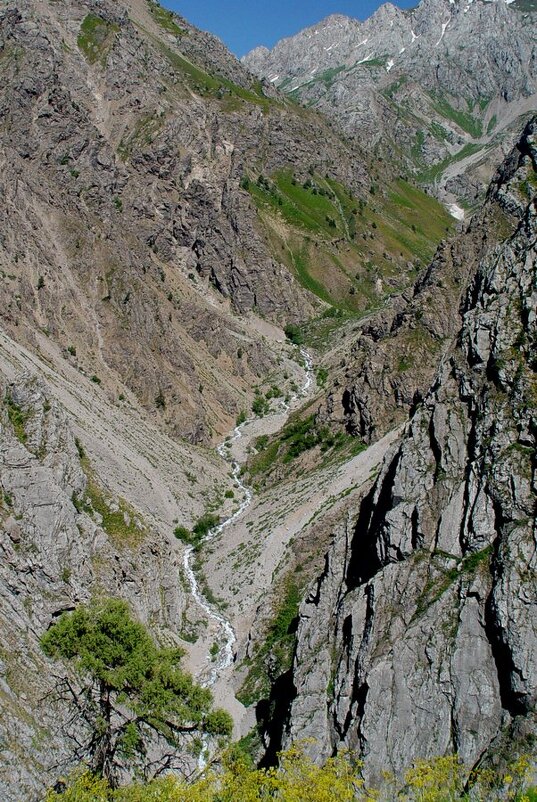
[0,0,535,798]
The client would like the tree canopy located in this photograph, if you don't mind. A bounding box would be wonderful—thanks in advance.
[41,598,232,784]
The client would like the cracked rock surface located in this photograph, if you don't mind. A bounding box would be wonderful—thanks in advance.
[283,119,537,782]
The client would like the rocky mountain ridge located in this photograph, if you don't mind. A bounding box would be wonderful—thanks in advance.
[244,0,537,205]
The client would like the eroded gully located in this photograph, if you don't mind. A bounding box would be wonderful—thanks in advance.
[182,347,314,689]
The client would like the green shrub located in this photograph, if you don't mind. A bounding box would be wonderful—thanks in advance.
[284,324,304,345]
[237,578,302,707]
[252,395,269,417]
[173,525,192,543]
[4,394,31,444]
[173,515,219,551]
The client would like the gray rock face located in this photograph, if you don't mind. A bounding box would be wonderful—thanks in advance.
[0,375,185,798]
[244,0,537,198]
[284,120,537,780]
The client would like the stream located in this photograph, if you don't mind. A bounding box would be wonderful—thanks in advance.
[182,347,314,689]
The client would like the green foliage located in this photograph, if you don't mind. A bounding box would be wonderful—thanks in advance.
[157,42,271,109]
[174,514,219,550]
[46,771,109,802]
[311,64,347,88]
[252,394,270,417]
[280,416,364,463]
[77,14,119,66]
[247,167,452,311]
[193,513,220,539]
[73,445,147,549]
[45,746,537,801]
[414,546,494,619]
[286,245,335,305]
[316,367,328,387]
[117,114,164,160]
[382,75,408,100]
[236,410,247,426]
[248,412,365,485]
[417,142,483,184]
[284,324,304,345]
[265,385,283,400]
[362,55,388,67]
[255,434,269,451]
[398,355,413,372]
[147,0,186,35]
[173,525,191,542]
[237,578,302,706]
[248,170,348,238]
[41,599,232,783]
[403,755,465,802]
[429,92,483,138]
[280,415,320,460]
[4,393,31,444]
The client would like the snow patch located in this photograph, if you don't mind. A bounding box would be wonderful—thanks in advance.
[411,29,418,42]
[399,46,406,53]
[448,203,465,221]
[357,52,374,64]
[435,20,449,46]
[386,58,394,72]
[269,75,279,83]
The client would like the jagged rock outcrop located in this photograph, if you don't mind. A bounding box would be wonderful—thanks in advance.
[0,374,187,798]
[244,0,537,200]
[283,120,537,780]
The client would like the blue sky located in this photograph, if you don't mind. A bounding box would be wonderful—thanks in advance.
[164,1,415,58]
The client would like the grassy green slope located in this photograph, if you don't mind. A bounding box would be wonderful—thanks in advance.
[244,170,454,312]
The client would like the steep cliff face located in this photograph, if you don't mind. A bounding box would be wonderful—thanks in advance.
[0,375,188,798]
[244,0,537,202]
[284,120,537,780]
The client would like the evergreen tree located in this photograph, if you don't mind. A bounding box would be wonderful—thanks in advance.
[41,599,232,785]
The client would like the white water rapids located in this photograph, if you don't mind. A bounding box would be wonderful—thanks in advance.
[182,347,314,689]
